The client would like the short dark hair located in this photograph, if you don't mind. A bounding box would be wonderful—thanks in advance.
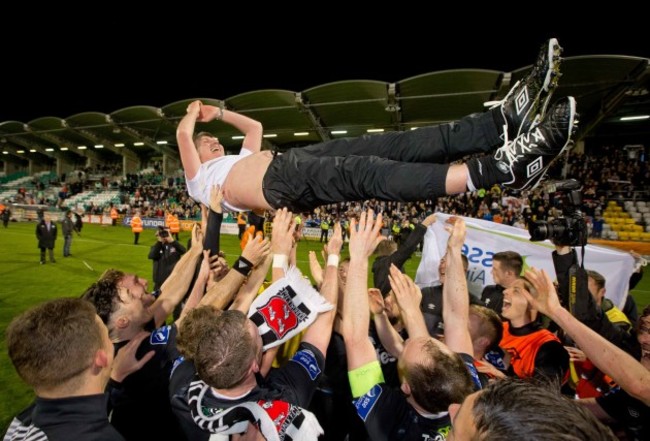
[7,298,103,391]
[194,310,255,389]
[81,269,124,325]
[493,251,523,276]
[472,379,616,440]
[404,339,473,413]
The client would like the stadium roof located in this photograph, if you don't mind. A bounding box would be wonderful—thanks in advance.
[1,55,648,165]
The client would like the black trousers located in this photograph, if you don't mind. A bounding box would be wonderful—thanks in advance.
[262,110,501,212]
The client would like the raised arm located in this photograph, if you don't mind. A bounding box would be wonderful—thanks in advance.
[149,225,203,327]
[200,235,270,310]
[175,251,211,327]
[301,222,342,356]
[270,208,295,282]
[389,265,428,339]
[441,217,473,355]
[199,104,263,153]
[176,100,203,180]
[523,268,650,406]
[203,185,224,257]
[369,287,405,357]
[341,210,385,370]
[229,254,272,313]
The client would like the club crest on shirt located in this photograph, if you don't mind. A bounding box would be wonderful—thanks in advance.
[258,292,301,339]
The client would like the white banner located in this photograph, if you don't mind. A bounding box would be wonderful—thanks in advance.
[415,213,634,308]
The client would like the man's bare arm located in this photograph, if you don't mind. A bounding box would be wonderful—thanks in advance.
[176,100,203,180]
[524,268,650,406]
[301,223,342,356]
[341,210,385,370]
[441,217,473,355]
[149,225,203,327]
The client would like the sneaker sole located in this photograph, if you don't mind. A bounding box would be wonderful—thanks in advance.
[515,38,563,138]
[536,38,563,121]
[522,96,577,191]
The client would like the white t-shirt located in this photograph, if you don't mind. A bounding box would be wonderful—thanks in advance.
[186,148,253,212]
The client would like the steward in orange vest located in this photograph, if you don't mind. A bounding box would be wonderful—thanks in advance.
[131,214,143,245]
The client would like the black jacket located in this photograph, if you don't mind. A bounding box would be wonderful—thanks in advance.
[36,220,57,248]
[148,240,186,291]
[553,249,639,357]
[372,223,426,296]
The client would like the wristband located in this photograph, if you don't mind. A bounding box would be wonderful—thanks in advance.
[327,254,340,267]
[272,254,288,269]
[215,103,225,121]
[233,256,253,277]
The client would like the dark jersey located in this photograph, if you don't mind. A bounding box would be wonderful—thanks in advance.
[352,353,480,441]
[109,324,184,441]
[368,321,407,387]
[480,284,504,315]
[5,394,123,441]
[169,342,324,441]
[597,387,649,441]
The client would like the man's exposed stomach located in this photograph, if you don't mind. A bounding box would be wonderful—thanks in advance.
[223,151,273,211]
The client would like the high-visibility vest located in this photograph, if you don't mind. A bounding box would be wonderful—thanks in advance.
[237,213,247,225]
[110,208,118,219]
[500,321,564,380]
[169,215,180,233]
[131,216,143,233]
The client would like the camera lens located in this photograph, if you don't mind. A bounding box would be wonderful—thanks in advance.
[528,221,550,242]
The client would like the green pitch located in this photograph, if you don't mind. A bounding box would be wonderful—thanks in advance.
[1,221,648,433]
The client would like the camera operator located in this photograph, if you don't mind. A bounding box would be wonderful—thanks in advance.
[552,244,638,357]
[148,226,187,291]
[529,180,639,356]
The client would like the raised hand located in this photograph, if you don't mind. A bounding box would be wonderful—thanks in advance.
[197,104,222,122]
[308,251,324,288]
[388,264,422,313]
[444,216,466,250]
[186,100,202,116]
[522,268,563,318]
[421,213,438,227]
[368,288,386,315]
[209,185,224,213]
[325,222,343,256]
[349,210,384,260]
[110,332,155,383]
[241,235,271,267]
[271,208,295,256]
[191,224,204,252]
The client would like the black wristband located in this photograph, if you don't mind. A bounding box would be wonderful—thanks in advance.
[233,256,254,277]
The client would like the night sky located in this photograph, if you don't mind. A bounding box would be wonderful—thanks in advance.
[2,17,647,123]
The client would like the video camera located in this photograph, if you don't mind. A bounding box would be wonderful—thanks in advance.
[528,179,588,247]
[157,226,170,238]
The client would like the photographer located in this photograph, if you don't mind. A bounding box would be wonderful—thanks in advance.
[148,226,187,291]
[529,180,639,356]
